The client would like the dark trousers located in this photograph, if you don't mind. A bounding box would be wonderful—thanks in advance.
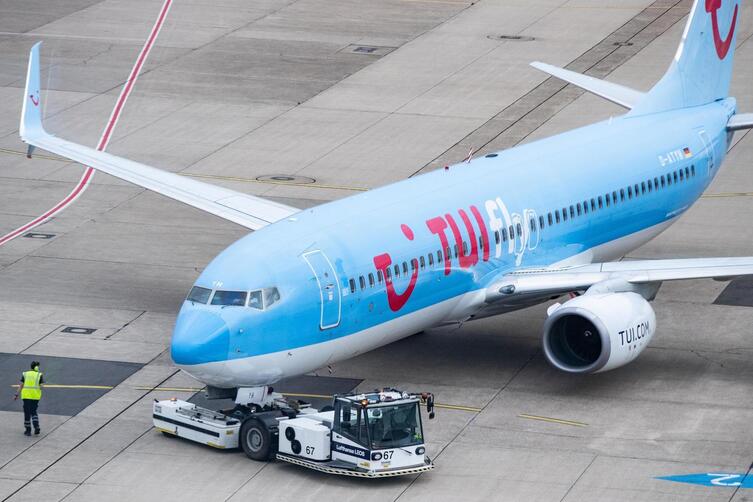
[22,399,39,432]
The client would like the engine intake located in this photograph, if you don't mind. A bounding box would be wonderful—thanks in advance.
[542,292,656,374]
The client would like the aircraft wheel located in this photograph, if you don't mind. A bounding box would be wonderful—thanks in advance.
[240,418,272,461]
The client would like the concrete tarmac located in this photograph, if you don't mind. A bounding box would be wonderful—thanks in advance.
[2,0,753,500]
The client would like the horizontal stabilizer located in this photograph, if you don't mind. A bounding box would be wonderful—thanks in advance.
[727,113,753,131]
[530,61,644,110]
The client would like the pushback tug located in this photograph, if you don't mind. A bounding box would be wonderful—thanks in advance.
[153,387,435,477]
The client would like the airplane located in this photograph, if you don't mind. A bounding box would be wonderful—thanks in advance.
[17,0,753,402]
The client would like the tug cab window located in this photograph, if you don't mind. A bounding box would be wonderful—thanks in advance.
[187,286,212,304]
[211,290,247,307]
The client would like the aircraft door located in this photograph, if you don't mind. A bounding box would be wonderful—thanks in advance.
[698,129,715,176]
[302,250,341,330]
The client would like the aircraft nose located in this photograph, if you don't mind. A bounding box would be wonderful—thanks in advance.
[171,308,230,365]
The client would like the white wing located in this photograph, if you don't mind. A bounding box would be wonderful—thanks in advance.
[19,43,298,230]
[485,257,753,302]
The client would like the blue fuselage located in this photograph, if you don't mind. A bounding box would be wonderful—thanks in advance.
[171,99,734,386]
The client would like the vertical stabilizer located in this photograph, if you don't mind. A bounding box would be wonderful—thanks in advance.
[631,0,740,114]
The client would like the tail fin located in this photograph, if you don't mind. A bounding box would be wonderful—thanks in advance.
[20,42,43,142]
[631,0,740,114]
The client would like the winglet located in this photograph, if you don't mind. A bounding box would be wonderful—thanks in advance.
[20,42,44,144]
[530,61,645,110]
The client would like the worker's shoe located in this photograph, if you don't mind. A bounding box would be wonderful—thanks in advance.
[23,428,31,436]
[34,429,40,435]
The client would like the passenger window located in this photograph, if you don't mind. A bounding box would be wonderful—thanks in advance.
[562,208,568,221]
[211,290,247,307]
[634,184,640,195]
[438,250,443,263]
[539,215,545,228]
[590,198,596,211]
[402,262,408,274]
[368,273,375,287]
[661,175,666,187]
[555,211,560,223]
[666,172,672,185]
[612,191,617,203]
[502,228,508,241]
[628,186,633,198]
[262,287,280,308]
[509,225,515,238]
[385,268,391,280]
[495,230,500,244]
[576,203,582,215]
[691,165,695,176]
[248,290,263,310]
[394,265,400,278]
[462,241,468,254]
[673,171,678,183]
[569,206,575,218]
[548,213,553,226]
[605,194,610,207]
[583,201,588,214]
[654,177,659,188]
[359,276,366,290]
[679,169,684,180]
[647,179,652,192]
[377,270,384,283]
[187,286,212,304]
[428,253,434,266]
[685,166,690,178]
[620,189,625,201]
[478,236,483,250]
[419,256,425,269]
[453,245,458,258]
[410,260,416,271]
[598,196,603,208]
[349,279,356,293]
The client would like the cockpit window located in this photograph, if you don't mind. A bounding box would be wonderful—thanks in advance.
[211,290,247,307]
[187,286,211,304]
[248,290,263,310]
[263,287,280,308]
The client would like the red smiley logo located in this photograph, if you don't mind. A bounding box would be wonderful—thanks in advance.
[706,0,738,59]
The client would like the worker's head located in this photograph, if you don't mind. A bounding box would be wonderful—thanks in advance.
[30,361,40,371]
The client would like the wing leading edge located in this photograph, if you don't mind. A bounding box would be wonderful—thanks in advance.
[485,257,753,303]
[20,42,299,231]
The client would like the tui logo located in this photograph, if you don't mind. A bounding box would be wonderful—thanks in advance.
[706,0,738,59]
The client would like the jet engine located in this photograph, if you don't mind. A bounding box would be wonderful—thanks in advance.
[542,292,656,374]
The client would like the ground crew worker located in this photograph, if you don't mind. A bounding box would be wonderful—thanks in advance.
[14,361,43,436]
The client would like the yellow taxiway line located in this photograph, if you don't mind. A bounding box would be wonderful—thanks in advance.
[518,413,588,427]
[10,385,482,412]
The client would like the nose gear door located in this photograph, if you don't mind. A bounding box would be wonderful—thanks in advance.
[302,250,341,329]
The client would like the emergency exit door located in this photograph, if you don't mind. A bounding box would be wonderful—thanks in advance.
[302,250,341,330]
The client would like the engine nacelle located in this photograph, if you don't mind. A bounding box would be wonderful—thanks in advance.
[542,292,656,374]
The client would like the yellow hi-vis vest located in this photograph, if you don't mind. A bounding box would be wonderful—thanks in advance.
[21,370,42,400]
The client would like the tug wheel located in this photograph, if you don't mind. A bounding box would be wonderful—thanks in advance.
[240,418,272,461]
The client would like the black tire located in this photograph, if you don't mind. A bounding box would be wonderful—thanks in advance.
[240,418,273,461]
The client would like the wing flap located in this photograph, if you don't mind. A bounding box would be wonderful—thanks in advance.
[19,42,298,231]
[530,61,645,110]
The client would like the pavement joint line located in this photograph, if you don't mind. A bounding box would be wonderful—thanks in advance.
[413,0,686,176]
[518,413,588,428]
[0,364,181,502]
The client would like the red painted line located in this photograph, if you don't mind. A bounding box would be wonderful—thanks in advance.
[0,0,173,247]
